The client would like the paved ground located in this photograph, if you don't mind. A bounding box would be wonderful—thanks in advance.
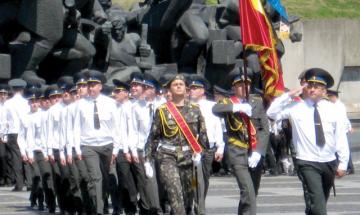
[1,129,359,215]
[0,167,359,215]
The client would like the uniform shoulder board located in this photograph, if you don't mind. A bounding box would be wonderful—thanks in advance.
[190,102,199,108]
[159,103,167,109]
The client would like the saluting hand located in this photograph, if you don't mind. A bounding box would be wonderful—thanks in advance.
[288,84,307,98]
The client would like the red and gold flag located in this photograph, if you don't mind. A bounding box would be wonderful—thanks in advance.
[239,0,284,98]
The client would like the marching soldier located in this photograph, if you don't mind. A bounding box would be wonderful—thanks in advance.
[144,74,209,215]
[212,69,257,215]
[46,85,71,214]
[73,70,121,215]
[26,86,56,213]
[0,84,9,186]
[188,74,224,215]
[113,79,138,215]
[65,72,91,215]
[5,79,30,191]
[267,68,349,215]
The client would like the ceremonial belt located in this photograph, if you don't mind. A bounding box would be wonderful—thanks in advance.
[165,102,203,153]
[228,137,249,149]
[229,96,257,150]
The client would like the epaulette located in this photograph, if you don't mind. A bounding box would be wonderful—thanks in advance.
[190,102,199,108]
[159,103,167,109]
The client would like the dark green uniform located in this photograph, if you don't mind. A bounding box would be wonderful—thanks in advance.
[145,101,209,215]
[248,94,269,195]
[213,97,256,215]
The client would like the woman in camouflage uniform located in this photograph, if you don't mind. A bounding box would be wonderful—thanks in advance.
[144,74,209,215]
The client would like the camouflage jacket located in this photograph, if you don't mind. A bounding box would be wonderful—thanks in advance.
[145,100,209,161]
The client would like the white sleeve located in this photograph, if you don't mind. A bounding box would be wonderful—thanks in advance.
[46,110,54,156]
[214,116,225,154]
[73,103,82,156]
[110,103,121,155]
[335,114,350,171]
[266,93,292,121]
[128,105,138,157]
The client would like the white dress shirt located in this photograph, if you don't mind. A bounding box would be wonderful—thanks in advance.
[0,102,9,140]
[198,99,224,153]
[26,110,47,159]
[334,99,352,133]
[73,94,120,155]
[128,99,153,156]
[116,100,132,153]
[64,101,79,157]
[17,112,30,157]
[267,93,349,170]
[5,93,30,134]
[47,102,66,159]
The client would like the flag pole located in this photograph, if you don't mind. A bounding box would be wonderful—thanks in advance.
[238,0,252,154]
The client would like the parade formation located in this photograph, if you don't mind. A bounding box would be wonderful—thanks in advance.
[0,0,354,215]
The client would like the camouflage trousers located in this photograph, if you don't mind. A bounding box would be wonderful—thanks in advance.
[156,148,194,215]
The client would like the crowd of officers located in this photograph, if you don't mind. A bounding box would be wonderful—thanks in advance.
[0,67,353,215]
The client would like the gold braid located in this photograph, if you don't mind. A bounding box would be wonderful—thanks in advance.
[159,108,179,137]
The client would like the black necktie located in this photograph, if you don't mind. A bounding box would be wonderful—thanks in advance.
[149,103,153,119]
[94,100,100,130]
[314,103,325,147]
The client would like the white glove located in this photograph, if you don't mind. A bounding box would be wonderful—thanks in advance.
[192,153,202,166]
[144,162,154,178]
[248,152,261,168]
[232,103,252,116]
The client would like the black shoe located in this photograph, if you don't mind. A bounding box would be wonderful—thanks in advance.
[38,204,44,211]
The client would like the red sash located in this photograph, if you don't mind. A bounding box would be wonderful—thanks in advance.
[229,96,257,150]
[166,102,203,153]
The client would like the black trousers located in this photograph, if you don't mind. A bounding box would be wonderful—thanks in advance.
[116,150,138,214]
[51,149,71,212]
[296,159,337,215]
[0,141,7,183]
[67,148,90,214]
[82,143,113,214]
[249,156,264,196]
[6,134,23,189]
[226,144,256,215]
[34,151,56,211]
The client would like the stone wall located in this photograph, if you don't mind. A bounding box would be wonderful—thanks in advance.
[282,19,360,118]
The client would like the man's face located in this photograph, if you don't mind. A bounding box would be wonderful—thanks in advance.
[169,80,186,97]
[189,86,204,102]
[62,91,73,104]
[232,81,248,98]
[87,82,102,98]
[113,89,128,103]
[0,92,8,103]
[130,82,144,99]
[49,94,62,105]
[214,92,225,102]
[29,99,39,112]
[40,98,51,110]
[77,83,88,98]
[143,86,156,100]
[112,20,125,42]
[305,82,327,102]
